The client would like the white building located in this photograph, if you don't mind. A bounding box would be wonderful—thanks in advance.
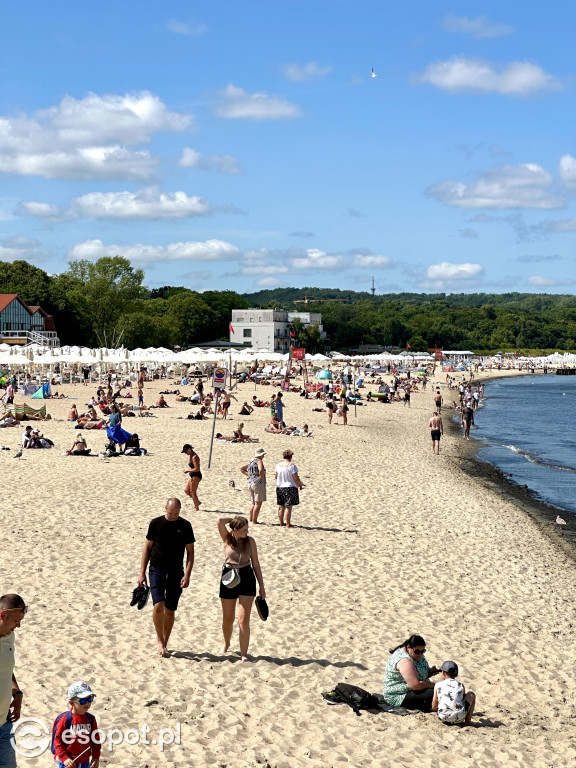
[230,309,324,352]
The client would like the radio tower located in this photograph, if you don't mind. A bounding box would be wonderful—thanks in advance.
[371,277,375,296]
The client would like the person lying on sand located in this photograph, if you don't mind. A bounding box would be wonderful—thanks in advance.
[251,396,269,407]
[76,417,106,430]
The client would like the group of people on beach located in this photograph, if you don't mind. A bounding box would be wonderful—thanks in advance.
[0,362,481,768]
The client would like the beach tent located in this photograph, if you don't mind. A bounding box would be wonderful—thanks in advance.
[315,369,333,380]
[31,382,52,399]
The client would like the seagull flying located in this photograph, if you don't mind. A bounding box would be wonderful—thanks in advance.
[13,448,22,459]
[371,67,378,78]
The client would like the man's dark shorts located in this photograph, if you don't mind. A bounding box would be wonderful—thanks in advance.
[149,567,183,611]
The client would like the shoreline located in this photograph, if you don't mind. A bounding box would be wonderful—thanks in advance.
[446,371,576,563]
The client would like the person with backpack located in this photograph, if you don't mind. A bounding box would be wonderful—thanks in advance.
[51,681,100,768]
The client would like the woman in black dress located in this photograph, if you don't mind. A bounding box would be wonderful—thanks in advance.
[182,443,202,510]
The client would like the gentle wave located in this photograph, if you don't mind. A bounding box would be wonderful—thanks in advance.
[494,442,576,474]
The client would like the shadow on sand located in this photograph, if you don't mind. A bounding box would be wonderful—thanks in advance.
[170,651,367,669]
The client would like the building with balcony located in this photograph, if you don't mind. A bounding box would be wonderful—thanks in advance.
[0,294,59,346]
[230,309,326,352]
[230,309,291,352]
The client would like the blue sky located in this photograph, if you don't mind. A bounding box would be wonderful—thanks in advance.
[0,0,574,294]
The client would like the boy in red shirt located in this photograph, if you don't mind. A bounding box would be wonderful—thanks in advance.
[52,681,100,768]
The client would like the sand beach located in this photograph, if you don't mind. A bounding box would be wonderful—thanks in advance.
[2,370,576,768]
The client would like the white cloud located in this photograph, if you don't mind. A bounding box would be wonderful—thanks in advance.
[290,248,342,270]
[68,238,240,264]
[0,91,192,180]
[241,265,290,276]
[352,254,392,268]
[528,275,558,286]
[214,84,301,120]
[418,57,559,95]
[443,14,514,38]
[166,19,207,36]
[179,147,244,174]
[283,62,332,82]
[425,164,563,210]
[422,262,484,289]
[539,217,576,233]
[18,187,239,221]
[459,228,479,239]
[559,154,576,187]
[69,188,212,220]
[18,201,62,220]
[427,262,483,281]
[256,277,281,287]
[0,235,43,262]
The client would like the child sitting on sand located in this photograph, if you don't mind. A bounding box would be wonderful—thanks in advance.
[431,661,475,726]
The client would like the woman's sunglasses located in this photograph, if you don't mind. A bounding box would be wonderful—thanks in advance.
[411,648,426,655]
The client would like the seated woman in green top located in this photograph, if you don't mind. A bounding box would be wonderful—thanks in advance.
[383,634,440,712]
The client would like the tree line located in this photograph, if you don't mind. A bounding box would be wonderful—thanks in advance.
[1,258,575,352]
[0,258,248,348]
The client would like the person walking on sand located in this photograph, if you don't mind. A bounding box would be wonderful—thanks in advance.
[275,449,304,528]
[220,389,237,419]
[240,448,266,523]
[0,594,27,768]
[434,389,443,411]
[429,411,443,455]
[461,403,474,440]
[217,516,265,661]
[182,444,202,510]
[138,498,195,657]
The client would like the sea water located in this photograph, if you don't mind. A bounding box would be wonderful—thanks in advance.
[470,375,576,517]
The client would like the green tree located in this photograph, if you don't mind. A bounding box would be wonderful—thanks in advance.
[0,260,52,305]
[407,335,428,351]
[165,292,217,346]
[64,257,146,345]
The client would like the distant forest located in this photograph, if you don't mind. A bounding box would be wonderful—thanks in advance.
[242,287,576,354]
[1,259,575,353]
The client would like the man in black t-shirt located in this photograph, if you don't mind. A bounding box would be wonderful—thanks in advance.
[138,497,195,657]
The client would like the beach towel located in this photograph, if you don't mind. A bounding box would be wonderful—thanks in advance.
[106,424,132,444]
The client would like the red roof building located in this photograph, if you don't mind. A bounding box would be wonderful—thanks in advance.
[0,294,59,346]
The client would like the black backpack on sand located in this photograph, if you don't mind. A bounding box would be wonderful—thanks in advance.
[322,683,380,716]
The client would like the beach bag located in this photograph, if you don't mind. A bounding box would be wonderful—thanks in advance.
[51,710,95,754]
[221,542,248,589]
[221,567,240,589]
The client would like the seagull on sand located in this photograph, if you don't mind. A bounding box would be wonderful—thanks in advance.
[13,448,22,459]
[556,516,567,525]
[371,67,378,78]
